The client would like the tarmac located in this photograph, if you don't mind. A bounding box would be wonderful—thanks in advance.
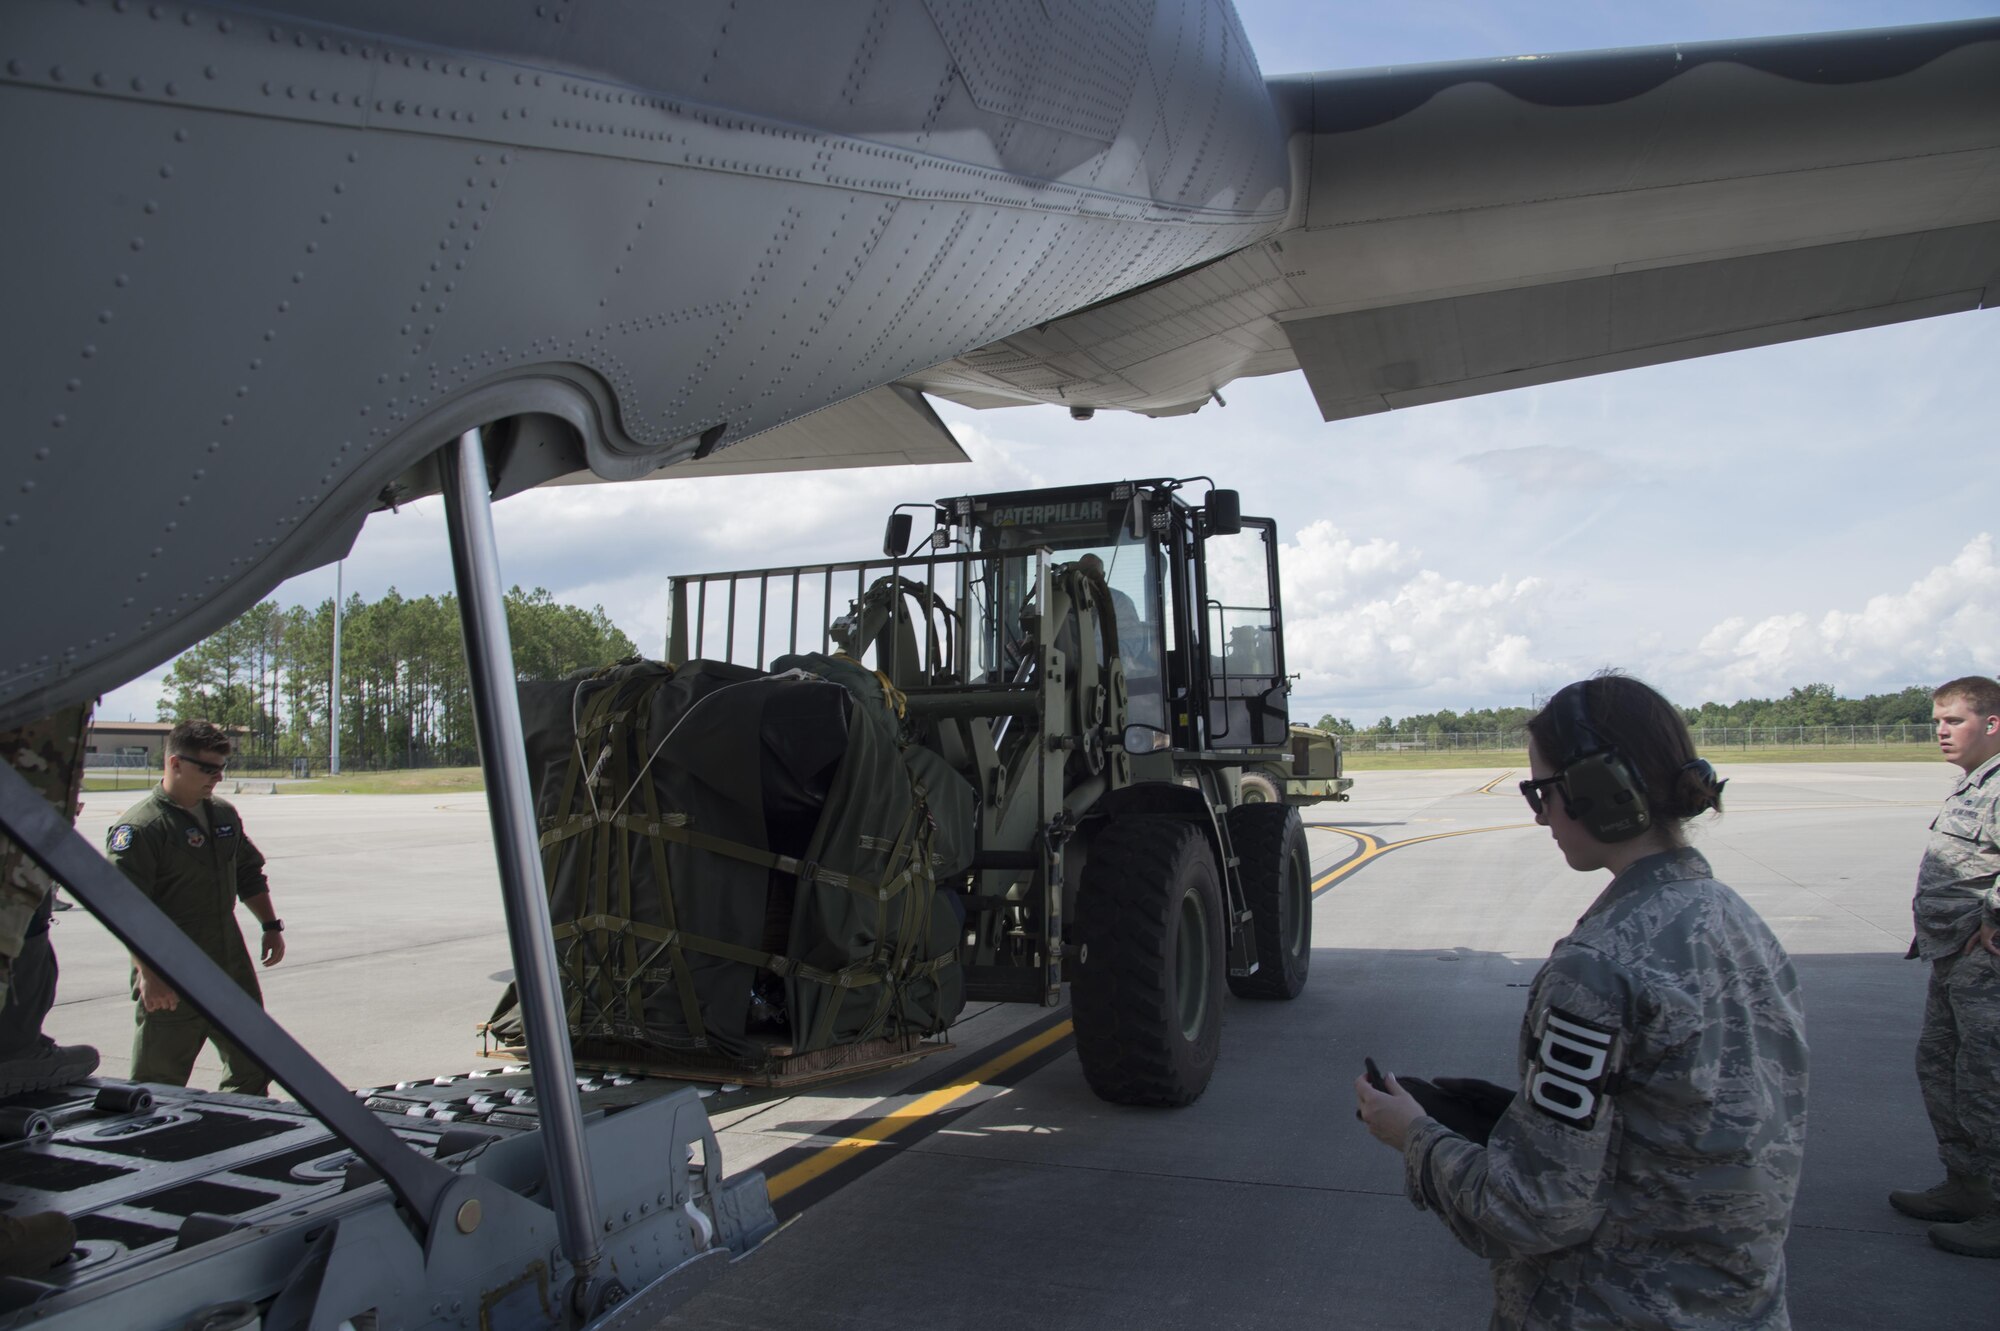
[46,761,2000,1328]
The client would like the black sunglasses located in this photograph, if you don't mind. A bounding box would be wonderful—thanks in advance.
[175,754,227,777]
[1518,774,1566,817]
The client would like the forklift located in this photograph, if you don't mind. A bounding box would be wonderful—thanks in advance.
[664,478,1315,1106]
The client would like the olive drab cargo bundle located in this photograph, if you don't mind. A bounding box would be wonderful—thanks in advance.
[501,656,972,1069]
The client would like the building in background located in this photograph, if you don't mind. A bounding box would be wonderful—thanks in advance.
[84,722,248,771]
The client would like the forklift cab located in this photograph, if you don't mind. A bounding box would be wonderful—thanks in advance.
[934,479,1290,754]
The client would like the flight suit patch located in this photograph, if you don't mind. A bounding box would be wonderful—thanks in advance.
[108,825,134,852]
[215,823,237,839]
[185,828,206,849]
[1528,1005,1618,1130]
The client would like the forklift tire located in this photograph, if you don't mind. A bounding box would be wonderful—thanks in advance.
[1238,769,1283,804]
[1224,803,1311,1000]
[1072,817,1224,1107]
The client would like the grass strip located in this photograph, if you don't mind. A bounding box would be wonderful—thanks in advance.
[1344,744,1939,771]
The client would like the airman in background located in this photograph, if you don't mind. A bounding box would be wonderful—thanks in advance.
[0,703,101,1094]
[1890,675,2000,1258]
[107,719,285,1097]
[0,704,101,1277]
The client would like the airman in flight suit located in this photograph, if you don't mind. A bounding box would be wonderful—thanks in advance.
[106,720,285,1096]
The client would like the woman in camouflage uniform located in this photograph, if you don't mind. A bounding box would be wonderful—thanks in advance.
[1356,674,1808,1330]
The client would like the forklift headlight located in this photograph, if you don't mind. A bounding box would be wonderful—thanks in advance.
[1121,724,1172,754]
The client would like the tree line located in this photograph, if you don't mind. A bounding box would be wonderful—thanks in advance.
[1314,683,1943,738]
[157,588,636,769]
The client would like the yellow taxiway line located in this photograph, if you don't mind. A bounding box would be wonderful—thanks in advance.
[765,1018,1075,1201]
[766,817,1532,1202]
[1306,821,1532,895]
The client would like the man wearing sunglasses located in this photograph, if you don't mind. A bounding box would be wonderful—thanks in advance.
[104,719,285,1095]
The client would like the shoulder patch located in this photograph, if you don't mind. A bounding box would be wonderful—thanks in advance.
[108,824,134,853]
[184,827,206,849]
[1527,1004,1619,1130]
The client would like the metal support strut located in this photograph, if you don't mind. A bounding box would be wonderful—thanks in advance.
[440,427,607,1290]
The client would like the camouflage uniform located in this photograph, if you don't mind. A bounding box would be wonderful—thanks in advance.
[1909,750,2000,1192]
[106,789,272,1095]
[1402,848,1809,1329]
[0,705,91,1027]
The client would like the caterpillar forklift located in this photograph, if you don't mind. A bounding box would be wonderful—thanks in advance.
[663,477,1314,1106]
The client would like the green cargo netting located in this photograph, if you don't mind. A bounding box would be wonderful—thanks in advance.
[499,656,972,1066]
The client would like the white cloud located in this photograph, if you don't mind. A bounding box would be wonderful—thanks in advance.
[1682,534,2000,700]
[1278,520,1559,717]
[1280,521,1417,610]
[1284,527,2000,720]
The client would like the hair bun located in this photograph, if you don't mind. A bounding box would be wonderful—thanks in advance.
[1674,758,1726,817]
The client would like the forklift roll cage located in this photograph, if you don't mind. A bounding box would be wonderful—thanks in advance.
[666,478,1293,760]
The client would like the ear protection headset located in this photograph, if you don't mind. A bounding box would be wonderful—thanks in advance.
[1552,682,1652,843]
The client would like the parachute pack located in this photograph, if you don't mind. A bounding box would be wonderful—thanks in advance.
[492,655,972,1073]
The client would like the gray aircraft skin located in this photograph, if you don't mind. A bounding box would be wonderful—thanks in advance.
[2,1,1997,729]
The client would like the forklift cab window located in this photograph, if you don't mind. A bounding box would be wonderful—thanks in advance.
[1203,520,1288,746]
[979,525,1168,732]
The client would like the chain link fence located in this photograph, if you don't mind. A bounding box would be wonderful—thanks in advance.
[1351,723,1938,753]
[86,749,475,783]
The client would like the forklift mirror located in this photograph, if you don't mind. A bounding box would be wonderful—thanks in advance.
[883,512,914,558]
[1122,724,1173,754]
[1206,490,1241,536]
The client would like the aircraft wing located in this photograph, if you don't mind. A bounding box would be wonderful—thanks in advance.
[3,5,1996,730]
[909,19,2000,420]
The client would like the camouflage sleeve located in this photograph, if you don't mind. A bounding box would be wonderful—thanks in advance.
[1984,796,2000,926]
[234,828,270,902]
[1402,946,1636,1259]
[1,706,92,1012]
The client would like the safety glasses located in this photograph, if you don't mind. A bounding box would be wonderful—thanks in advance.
[1518,774,1565,817]
[175,754,227,777]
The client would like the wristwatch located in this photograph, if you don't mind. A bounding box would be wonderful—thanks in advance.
[262,919,284,933]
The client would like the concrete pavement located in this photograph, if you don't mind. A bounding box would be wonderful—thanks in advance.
[34,763,2000,1327]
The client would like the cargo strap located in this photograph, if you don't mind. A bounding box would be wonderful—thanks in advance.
[537,811,921,905]
[549,914,954,999]
[547,668,711,1048]
[801,789,933,1051]
[547,798,935,1050]
[614,673,706,1046]
[539,660,956,1058]
[776,654,947,1050]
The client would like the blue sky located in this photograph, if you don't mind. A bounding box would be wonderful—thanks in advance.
[102,0,2000,726]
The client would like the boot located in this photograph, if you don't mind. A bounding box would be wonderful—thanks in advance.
[0,1211,76,1277]
[1889,1174,1990,1223]
[0,1036,99,1098]
[1929,1209,2000,1259]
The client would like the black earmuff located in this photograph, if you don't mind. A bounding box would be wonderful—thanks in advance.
[1554,683,1651,843]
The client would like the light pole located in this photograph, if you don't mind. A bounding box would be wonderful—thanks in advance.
[330,560,343,776]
